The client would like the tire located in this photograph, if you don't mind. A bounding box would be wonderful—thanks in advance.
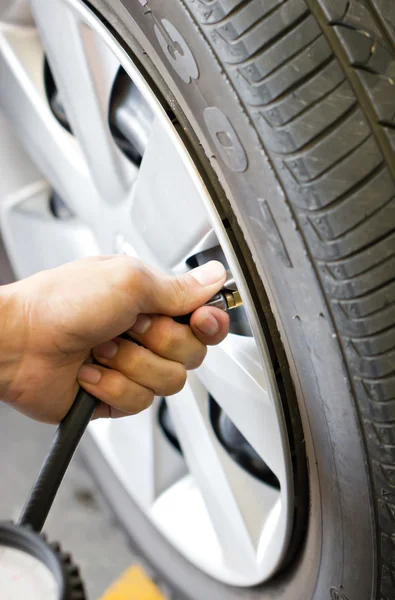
[73,1,395,599]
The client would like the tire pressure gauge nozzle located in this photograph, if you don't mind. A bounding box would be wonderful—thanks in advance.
[205,288,243,312]
[205,275,243,312]
[176,277,243,324]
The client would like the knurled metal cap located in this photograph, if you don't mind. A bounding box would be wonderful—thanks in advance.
[0,522,86,600]
[49,540,86,600]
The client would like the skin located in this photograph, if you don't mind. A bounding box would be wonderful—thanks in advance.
[0,256,229,423]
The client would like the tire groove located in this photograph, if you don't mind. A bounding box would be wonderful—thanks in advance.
[208,0,252,25]
[336,273,395,304]
[302,161,385,214]
[264,74,347,128]
[358,321,395,344]
[326,226,395,267]
[241,31,322,86]
[351,338,395,360]
[247,54,335,106]
[275,101,359,159]
[325,219,395,258]
[222,0,288,41]
[365,0,395,56]
[316,191,393,244]
[338,295,395,322]
[225,9,310,67]
[325,227,395,266]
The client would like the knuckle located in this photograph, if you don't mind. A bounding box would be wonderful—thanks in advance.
[107,372,127,401]
[114,256,142,288]
[87,254,103,262]
[156,321,178,357]
[171,276,189,313]
[122,259,140,285]
[138,389,155,412]
[186,346,207,370]
[167,365,187,395]
[121,343,143,375]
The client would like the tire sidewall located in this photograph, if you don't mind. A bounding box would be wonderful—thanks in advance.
[85,2,375,598]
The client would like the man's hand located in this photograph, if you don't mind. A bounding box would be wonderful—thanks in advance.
[0,256,229,423]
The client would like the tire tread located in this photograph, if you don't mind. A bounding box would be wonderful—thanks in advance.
[183,0,395,595]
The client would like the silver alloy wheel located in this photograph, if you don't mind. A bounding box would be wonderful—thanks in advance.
[0,0,295,586]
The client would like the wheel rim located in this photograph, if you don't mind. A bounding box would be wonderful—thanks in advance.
[0,0,297,586]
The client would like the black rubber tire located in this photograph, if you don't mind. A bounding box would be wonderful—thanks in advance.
[81,1,395,599]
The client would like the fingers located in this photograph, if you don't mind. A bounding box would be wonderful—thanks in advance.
[77,305,229,419]
[128,315,208,370]
[28,256,227,354]
[93,403,134,420]
[189,306,230,346]
[128,307,229,363]
[78,364,155,415]
[92,338,187,396]
[74,256,229,420]
[78,336,189,415]
[154,261,227,316]
[103,256,227,317]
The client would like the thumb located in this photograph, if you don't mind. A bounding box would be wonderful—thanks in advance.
[144,261,227,316]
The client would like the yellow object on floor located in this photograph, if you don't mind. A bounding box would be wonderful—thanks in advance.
[100,565,167,600]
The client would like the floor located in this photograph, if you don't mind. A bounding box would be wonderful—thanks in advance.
[0,402,139,599]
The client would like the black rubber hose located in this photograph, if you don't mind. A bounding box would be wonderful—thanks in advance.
[18,387,99,532]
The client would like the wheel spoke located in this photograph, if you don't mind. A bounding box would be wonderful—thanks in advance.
[1,182,100,278]
[31,0,131,201]
[129,117,216,272]
[0,22,97,222]
[89,401,186,509]
[166,376,279,574]
[196,335,287,483]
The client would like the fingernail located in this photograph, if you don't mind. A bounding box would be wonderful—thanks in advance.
[78,365,102,385]
[190,261,226,286]
[130,314,152,334]
[195,314,220,336]
[95,340,118,359]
